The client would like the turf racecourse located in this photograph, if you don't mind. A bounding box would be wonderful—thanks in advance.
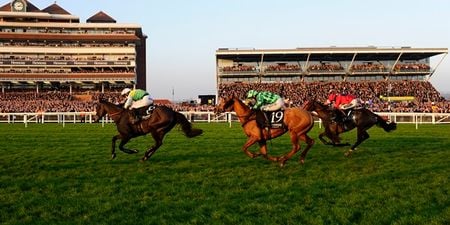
[0,123,448,225]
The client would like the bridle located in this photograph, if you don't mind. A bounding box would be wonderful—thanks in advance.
[108,110,122,118]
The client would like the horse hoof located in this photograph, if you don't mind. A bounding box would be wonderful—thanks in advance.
[299,158,305,165]
[278,159,286,167]
[253,153,262,159]
[140,157,147,162]
[344,150,353,157]
[111,153,116,159]
[132,149,139,154]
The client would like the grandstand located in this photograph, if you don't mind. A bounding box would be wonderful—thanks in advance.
[216,47,449,113]
[0,0,449,116]
[0,0,147,94]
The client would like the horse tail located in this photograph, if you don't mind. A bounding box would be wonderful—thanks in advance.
[375,114,397,132]
[175,112,203,138]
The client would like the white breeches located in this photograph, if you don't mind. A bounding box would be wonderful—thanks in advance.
[130,95,154,109]
[339,99,359,110]
[260,98,285,111]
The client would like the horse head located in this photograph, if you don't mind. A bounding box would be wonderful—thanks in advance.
[303,99,333,118]
[93,99,108,122]
[93,99,124,122]
[302,99,314,111]
[215,96,235,113]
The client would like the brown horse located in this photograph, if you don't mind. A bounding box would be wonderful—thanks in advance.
[93,99,203,161]
[216,96,315,166]
[303,100,397,156]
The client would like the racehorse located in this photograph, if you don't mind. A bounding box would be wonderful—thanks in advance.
[216,96,315,166]
[303,100,397,156]
[93,99,203,161]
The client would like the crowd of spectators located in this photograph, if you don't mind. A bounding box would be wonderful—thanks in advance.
[350,63,387,72]
[0,89,216,113]
[218,80,450,113]
[394,63,430,72]
[265,64,301,72]
[307,63,344,72]
[1,80,449,113]
[218,62,430,74]
[221,65,256,72]
[0,91,93,113]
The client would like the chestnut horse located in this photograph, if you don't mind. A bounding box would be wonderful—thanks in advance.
[216,96,315,166]
[94,99,203,162]
[303,100,397,156]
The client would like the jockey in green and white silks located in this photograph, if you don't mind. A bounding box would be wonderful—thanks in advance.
[246,89,285,111]
[121,88,154,110]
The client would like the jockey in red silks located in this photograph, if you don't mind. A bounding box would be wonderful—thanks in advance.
[334,90,357,110]
[333,89,359,125]
[325,89,338,107]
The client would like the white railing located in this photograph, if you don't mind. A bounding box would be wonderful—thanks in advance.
[1,111,449,129]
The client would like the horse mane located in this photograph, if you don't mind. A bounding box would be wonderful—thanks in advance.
[304,99,329,112]
[314,100,329,110]
[222,96,239,111]
[99,98,120,107]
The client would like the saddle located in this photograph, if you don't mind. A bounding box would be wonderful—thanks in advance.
[331,108,354,123]
[255,109,285,129]
[130,105,156,124]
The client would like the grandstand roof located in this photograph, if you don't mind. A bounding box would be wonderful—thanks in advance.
[41,3,71,15]
[87,11,116,23]
[216,47,448,62]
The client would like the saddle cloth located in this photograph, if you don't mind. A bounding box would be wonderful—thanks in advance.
[256,109,285,129]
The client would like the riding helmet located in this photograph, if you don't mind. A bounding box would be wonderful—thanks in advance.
[121,88,132,96]
[247,90,258,98]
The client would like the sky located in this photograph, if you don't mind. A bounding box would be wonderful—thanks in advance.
[16,0,450,100]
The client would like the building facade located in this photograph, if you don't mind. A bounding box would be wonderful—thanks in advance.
[0,0,147,92]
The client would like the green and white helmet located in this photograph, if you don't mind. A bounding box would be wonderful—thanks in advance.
[121,88,131,96]
[247,90,258,98]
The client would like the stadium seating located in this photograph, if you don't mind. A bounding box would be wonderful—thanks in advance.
[1,80,449,113]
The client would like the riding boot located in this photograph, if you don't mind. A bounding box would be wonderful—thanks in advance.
[342,122,348,131]
[263,111,270,128]
[333,112,341,123]
[130,109,141,124]
[330,110,338,122]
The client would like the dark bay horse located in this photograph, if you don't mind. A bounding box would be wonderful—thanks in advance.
[303,100,397,156]
[94,99,203,161]
[216,96,315,166]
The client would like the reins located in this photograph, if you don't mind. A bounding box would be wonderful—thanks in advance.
[108,110,122,117]
[233,99,255,126]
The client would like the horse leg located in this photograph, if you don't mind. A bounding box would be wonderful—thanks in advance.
[299,134,315,165]
[111,135,119,159]
[345,129,369,157]
[329,124,347,146]
[141,131,164,162]
[319,132,332,145]
[118,137,139,154]
[277,132,301,167]
[242,137,261,158]
[257,141,280,162]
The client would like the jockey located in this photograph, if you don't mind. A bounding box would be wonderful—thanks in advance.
[246,89,284,111]
[325,89,337,107]
[335,89,358,111]
[334,89,359,124]
[121,88,154,123]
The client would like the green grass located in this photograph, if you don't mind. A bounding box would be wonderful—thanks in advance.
[0,123,449,225]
